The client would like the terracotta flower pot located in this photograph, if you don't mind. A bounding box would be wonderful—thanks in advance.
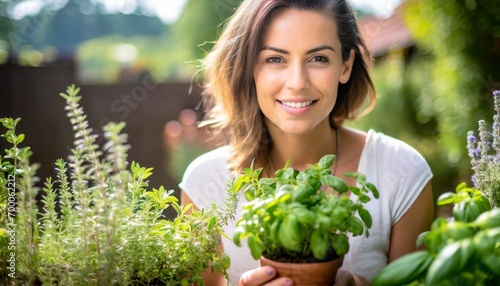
[260,256,344,286]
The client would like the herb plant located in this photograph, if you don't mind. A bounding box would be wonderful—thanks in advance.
[466,90,500,209]
[0,85,238,285]
[230,155,379,263]
[373,90,500,286]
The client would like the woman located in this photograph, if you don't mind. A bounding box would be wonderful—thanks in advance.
[180,0,434,285]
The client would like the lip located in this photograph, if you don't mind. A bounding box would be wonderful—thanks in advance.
[276,99,317,115]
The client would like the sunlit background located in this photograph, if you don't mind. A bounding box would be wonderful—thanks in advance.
[1,0,499,216]
[0,0,404,83]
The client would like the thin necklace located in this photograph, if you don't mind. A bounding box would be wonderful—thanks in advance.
[267,128,339,176]
[332,127,339,175]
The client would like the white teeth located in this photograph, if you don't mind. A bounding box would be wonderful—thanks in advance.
[281,101,313,108]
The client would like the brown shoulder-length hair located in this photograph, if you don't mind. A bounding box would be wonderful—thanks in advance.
[199,0,376,174]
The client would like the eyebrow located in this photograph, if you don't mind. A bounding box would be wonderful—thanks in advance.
[260,45,335,54]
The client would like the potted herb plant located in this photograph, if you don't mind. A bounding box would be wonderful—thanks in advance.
[373,90,500,286]
[0,85,238,285]
[229,155,379,285]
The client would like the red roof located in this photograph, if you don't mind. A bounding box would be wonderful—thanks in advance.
[357,6,414,57]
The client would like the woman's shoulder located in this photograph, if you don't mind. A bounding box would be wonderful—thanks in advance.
[365,129,422,156]
[361,129,432,180]
[179,146,232,207]
[182,145,232,177]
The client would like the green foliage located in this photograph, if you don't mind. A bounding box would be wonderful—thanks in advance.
[348,54,457,196]
[172,0,243,62]
[465,91,500,208]
[402,0,500,185]
[374,91,500,285]
[354,0,500,197]
[4,1,166,52]
[0,85,238,285]
[373,185,499,285]
[439,183,492,223]
[230,155,378,262]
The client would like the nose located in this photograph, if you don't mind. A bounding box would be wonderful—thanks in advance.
[286,62,310,91]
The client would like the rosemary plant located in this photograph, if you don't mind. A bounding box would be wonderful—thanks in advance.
[0,85,238,285]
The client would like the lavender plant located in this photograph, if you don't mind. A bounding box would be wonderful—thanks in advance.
[0,85,238,285]
[466,90,500,208]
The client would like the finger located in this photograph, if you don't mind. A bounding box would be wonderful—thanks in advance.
[239,266,294,286]
[264,277,294,286]
[239,266,276,286]
[334,269,355,286]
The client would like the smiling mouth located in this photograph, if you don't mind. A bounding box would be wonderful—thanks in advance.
[278,100,316,108]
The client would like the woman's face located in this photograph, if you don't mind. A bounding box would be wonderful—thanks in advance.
[253,8,354,136]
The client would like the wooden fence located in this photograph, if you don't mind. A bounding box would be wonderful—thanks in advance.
[0,59,207,219]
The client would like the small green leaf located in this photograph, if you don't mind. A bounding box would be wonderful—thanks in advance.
[320,174,348,194]
[181,203,193,215]
[331,234,349,256]
[310,230,329,260]
[259,177,275,185]
[233,226,245,246]
[278,214,304,252]
[207,216,216,230]
[365,182,379,198]
[221,253,231,269]
[373,251,433,286]
[358,207,372,228]
[425,239,474,285]
[244,186,256,201]
[292,184,317,202]
[318,154,335,169]
[295,208,316,226]
[350,186,360,196]
[455,182,467,192]
[248,235,263,260]
[232,174,250,193]
[16,134,25,144]
[416,231,428,248]
[346,217,364,236]
[437,192,456,206]
[358,193,371,203]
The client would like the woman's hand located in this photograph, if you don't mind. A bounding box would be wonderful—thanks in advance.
[238,267,369,286]
[238,266,293,286]
[334,270,369,286]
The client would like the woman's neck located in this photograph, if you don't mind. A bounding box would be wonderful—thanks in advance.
[267,123,340,171]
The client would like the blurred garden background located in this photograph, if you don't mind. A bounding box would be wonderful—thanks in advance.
[1,0,499,219]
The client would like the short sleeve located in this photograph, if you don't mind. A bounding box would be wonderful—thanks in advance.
[361,130,433,225]
[178,146,232,210]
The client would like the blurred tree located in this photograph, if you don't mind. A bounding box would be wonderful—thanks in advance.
[0,1,13,41]
[10,0,166,57]
[354,0,500,197]
[171,0,243,64]
[0,0,21,59]
[402,0,500,187]
[349,50,457,197]
[0,2,12,63]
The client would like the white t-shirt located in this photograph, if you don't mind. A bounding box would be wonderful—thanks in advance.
[179,129,433,285]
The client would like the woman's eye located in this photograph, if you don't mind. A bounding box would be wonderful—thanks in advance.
[310,55,329,63]
[265,57,284,64]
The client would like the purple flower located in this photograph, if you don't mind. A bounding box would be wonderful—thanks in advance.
[467,132,476,144]
[494,155,500,164]
[468,146,480,159]
[471,173,478,188]
[494,90,500,114]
